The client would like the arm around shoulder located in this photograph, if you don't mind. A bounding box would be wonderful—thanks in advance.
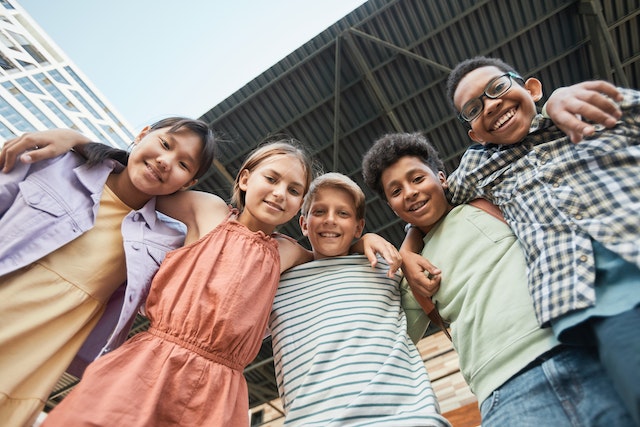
[156,190,229,243]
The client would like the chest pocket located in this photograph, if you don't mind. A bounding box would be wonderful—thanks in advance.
[19,180,68,217]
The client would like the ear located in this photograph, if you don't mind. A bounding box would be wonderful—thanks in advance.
[437,171,448,187]
[524,77,543,102]
[468,129,485,145]
[299,215,309,237]
[134,125,152,144]
[180,178,198,191]
[238,169,250,192]
[354,218,365,239]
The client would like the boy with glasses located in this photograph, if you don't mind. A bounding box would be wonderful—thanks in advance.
[445,56,640,424]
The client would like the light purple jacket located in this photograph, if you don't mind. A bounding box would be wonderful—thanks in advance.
[0,151,185,375]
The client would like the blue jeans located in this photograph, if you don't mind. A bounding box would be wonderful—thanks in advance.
[480,346,634,427]
[593,307,640,426]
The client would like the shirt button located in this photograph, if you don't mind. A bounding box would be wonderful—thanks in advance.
[552,182,560,188]
[575,214,583,220]
[579,255,588,262]
[133,213,141,221]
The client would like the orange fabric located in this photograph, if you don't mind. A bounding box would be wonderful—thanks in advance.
[43,218,281,427]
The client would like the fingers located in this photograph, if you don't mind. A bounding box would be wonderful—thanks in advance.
[364,242,402,277]
[401,252,441,298]
[546,81,623,144]
[1,133,39,172]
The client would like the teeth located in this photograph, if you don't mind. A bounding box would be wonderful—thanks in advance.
[408,201,426,212]
[493,108,515,130]
[320,232,339,237]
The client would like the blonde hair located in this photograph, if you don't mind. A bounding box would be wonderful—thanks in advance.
[301,172,365,220]
[231,139,313,211]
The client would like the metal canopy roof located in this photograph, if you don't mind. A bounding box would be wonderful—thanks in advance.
[47,0,639,416]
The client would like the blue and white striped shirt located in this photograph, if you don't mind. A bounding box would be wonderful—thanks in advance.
[269,255,450,427]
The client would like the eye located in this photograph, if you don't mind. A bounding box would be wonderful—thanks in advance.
[179,161,191,171]
[389,187,401,198]
[289,187,301,196]
[464,101,482,119]
[312,208,325,216]
[264,175,276,183]
[412,175,425,184]
[160,138,170,149]
[338,210,351,218]
[492,81,507,94]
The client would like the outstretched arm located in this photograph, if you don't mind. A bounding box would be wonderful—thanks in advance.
[1,129,91,172]
[545,80,623,143]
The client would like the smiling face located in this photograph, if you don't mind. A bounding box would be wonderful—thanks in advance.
[115,126,202,207]
[237,154,306,233]
[454,65,542,145]
[381,156,452,233]
[300,186,364,259]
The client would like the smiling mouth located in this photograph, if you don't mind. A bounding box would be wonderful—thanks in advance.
[265,200,283,211]
[408,200,426,212]
[492,108,516,130]
[146,163,163,182]
[319,232,341,238]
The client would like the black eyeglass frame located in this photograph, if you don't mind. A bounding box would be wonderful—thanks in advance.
[457,71,525,124]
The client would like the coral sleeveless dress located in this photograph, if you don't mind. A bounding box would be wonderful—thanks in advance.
[43,215,281,427]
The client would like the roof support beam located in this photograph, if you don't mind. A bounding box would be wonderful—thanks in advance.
[579,0,629,86]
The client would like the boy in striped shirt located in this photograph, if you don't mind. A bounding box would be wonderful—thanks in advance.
[268,172,450,427]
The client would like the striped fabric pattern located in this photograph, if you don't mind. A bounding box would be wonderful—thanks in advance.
[269,255,450,427]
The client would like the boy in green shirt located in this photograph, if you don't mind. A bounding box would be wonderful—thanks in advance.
[362,132,633,426]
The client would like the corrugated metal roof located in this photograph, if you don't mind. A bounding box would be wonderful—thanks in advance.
[47,0,640,416]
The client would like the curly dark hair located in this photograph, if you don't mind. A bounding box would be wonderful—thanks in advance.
[362,132,445,200]
[445,56,519,113]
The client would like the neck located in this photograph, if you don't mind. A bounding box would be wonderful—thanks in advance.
[106,173,151,210]
[236,209,276,235]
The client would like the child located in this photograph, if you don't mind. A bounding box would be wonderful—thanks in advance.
[269,172,450,426]
[445,56,640,424]
[0,117,216,427]
[362,132,634,426]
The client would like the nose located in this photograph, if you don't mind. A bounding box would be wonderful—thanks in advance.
[155,155,169,171]
[483,97,502,116]
[324,210,336,224]
[403,184,418,200]
[272,182,285,199]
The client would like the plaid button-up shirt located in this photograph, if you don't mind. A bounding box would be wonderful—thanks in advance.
[447,88,640,326]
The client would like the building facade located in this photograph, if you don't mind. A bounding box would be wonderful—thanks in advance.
[0,0,134,148]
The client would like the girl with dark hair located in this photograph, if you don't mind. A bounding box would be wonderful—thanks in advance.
[0,117,216,427]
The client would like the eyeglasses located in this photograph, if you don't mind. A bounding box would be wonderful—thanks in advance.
[457,72,524,123]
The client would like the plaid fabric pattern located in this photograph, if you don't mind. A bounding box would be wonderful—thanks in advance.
[447,88,640,326]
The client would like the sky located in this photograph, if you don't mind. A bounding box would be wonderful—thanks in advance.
[17,0,367,131]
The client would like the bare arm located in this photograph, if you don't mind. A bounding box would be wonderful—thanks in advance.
[399,226,441,298]
[156,190,229,244]
[545,80,623,143]
[277,236,313,273]
[1,129,92,172]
